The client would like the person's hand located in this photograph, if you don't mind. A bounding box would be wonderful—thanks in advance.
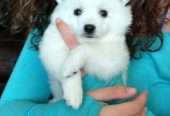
[89,86,147,116]
[56,19,147,116]
[56,19,78,49]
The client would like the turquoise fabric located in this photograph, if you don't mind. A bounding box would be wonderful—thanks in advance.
[128,32,170,116]
[0,31,170,116]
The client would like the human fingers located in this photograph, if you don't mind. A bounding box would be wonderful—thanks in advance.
[100,92,147,116]
[56,19,78,49]
[89,86,136,101]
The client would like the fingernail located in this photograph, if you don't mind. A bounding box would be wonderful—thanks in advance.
[56,18,62,24]
[127,88,136,95]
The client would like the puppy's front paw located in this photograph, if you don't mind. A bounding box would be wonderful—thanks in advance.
[62,72,83,109]
[62,49,84,79]
[64,87,83,109]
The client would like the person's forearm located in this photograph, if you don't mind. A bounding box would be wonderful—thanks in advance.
[0,100,37,115]
[0,96,103,116]
[148,83,170,116]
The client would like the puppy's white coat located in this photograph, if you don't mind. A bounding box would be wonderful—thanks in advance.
[39,0,132,109]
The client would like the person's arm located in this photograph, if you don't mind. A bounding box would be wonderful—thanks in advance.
[128,32,170,116]
[1,31,50,102]
[0,31,103,116]
[147,32,170,116]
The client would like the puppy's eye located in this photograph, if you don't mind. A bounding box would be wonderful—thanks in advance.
[74,8,82,16]
[99,9,108,18]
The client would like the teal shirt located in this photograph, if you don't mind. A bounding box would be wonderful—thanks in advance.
[0,31,170,116]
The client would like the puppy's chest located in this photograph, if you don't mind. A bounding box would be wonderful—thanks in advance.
[85,55,114,71]
[84,45,129,76]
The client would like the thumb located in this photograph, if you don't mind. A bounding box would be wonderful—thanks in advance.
[100,92,147,116]
[56,19,78,49]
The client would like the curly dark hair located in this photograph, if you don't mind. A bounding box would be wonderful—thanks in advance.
[0,0,56,33]
[0,0,170,58]
[127,0,170,57]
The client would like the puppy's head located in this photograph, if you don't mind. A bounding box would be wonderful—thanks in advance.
[52,0,132,42]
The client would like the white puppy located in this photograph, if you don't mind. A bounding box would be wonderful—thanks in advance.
[39,0,132,109]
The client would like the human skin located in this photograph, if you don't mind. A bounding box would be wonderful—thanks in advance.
[163,19,170,31]
[56,19,147,116]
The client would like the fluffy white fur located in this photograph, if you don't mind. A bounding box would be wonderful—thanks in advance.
[39,0,132,109]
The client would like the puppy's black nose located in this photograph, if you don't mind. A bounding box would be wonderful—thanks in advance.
[84,24,96,34]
